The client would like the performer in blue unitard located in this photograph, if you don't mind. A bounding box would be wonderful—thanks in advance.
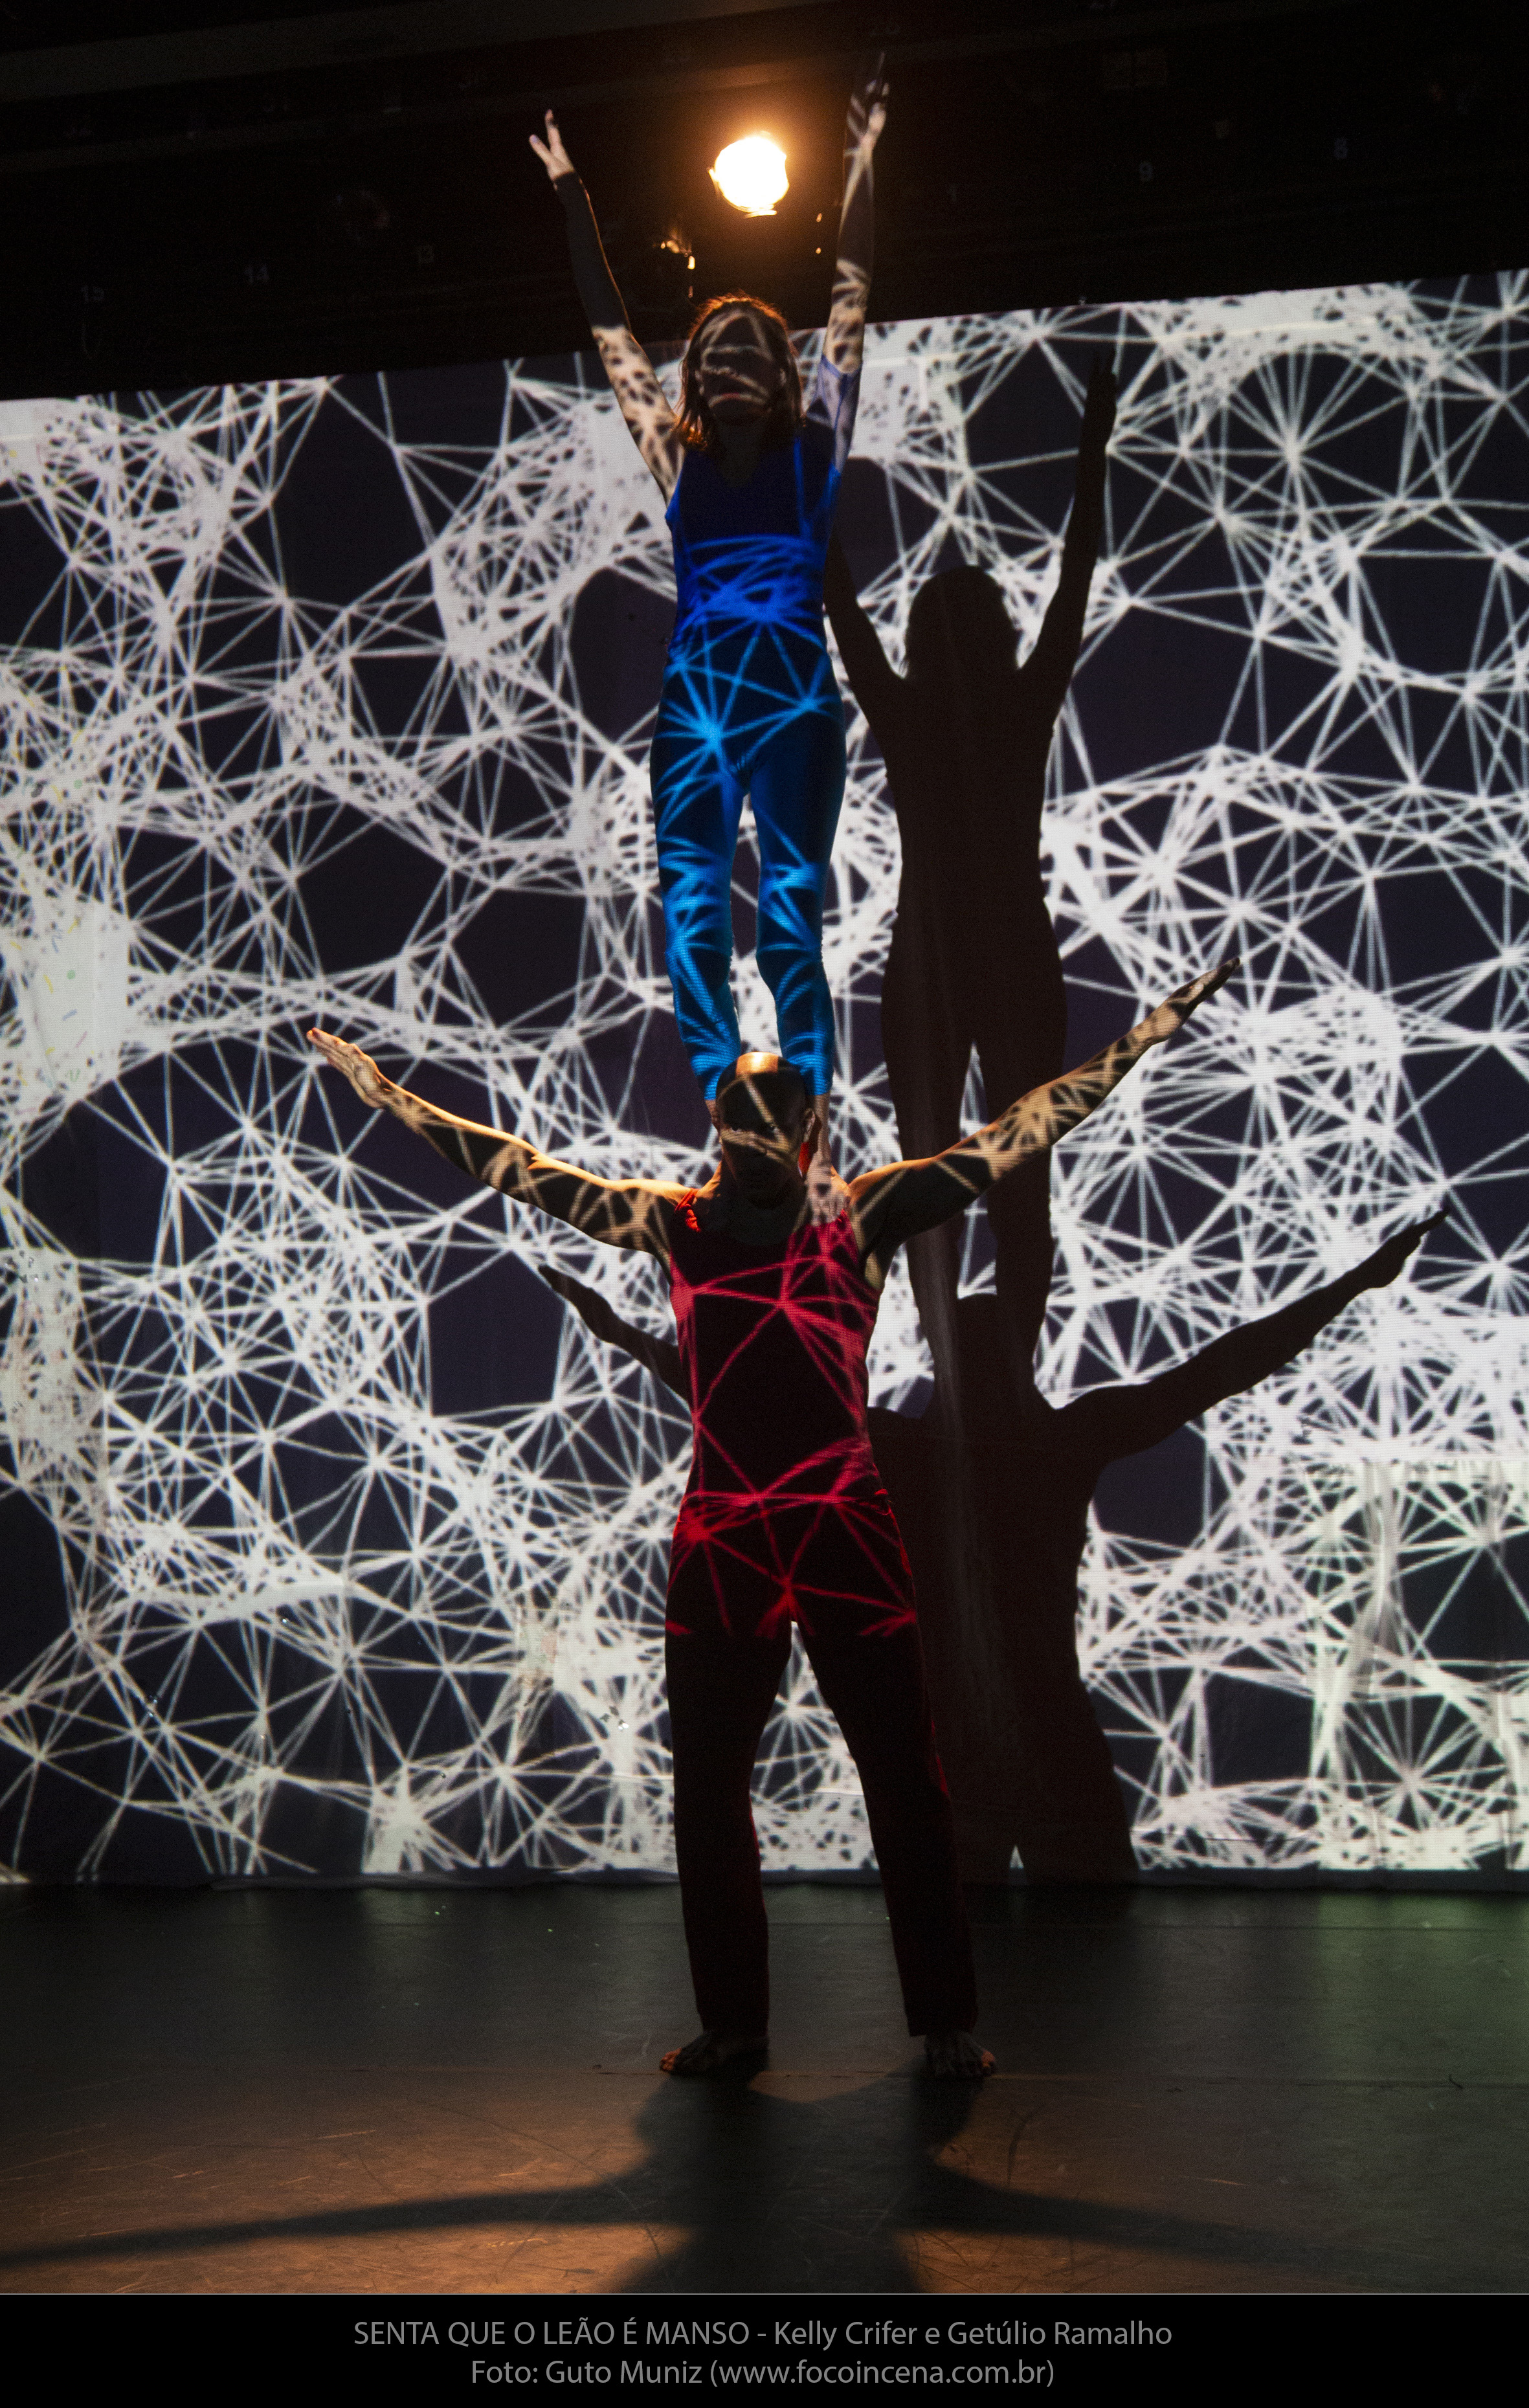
[531,67,888,1166]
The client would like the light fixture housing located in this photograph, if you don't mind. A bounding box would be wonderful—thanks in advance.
[710,135,789,217]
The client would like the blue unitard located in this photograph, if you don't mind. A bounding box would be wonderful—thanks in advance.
[653,354,860,1100]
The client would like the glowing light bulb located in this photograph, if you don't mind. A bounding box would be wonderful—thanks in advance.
[711,136,788,217]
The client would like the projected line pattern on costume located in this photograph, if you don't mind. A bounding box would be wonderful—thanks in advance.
[654,352,858,1100]
[667,1201,893,1617]
[660,1191,975,2044]
[1,279,1526,1878]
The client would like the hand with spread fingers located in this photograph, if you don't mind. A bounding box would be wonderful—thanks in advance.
[528,109,577,184]
[307,1027,396,1110]
[845,54,890,159]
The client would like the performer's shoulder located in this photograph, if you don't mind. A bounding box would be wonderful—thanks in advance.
[822,1201,883,1291]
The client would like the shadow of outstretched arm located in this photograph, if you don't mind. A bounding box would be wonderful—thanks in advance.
[541,1265,686,1400]
[1066,1209,1447,1463]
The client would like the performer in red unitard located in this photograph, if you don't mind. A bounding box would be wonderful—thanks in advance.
[309,959,1233,2075]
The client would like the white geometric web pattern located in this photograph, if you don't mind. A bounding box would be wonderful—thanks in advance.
[1,277,1526,1881]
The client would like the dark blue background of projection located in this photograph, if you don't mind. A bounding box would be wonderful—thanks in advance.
[1,278,1525,1881]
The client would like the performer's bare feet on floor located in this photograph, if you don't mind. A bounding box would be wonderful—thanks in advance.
[924,2031,996,2079]
[661,2030,768,2076]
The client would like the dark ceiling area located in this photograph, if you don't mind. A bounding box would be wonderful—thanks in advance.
[1,0,1524,398]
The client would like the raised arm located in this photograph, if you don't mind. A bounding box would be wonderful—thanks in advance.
[849,961,1238,1278]
[823,532,905,746]
[529,111,684,496]
[823,61,889,379]
[308,1029,682,1261]
[1021,357,1116,727]
[1065,1210,1447,1462]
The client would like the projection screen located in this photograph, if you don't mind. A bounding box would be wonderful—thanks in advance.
[1,277,1525,1883]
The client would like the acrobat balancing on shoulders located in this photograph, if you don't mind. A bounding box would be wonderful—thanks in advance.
[530,63,889,1184]
[309,959,1235,2080]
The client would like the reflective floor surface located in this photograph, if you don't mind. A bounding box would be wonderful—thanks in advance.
[1,1882,1524,2295]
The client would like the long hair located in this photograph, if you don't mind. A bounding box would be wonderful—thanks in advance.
[674,292,803,454]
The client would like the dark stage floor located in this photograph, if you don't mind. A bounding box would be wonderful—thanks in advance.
[1,1880,1524,2297]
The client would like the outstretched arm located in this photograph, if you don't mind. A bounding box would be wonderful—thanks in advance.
[541,1266,687,1398]
[849,962,1237,1277]
[823,60,889,378]
[529,111,684,496]
[1067,1210,1448,1461]
[1021,357,1116,726]
[823,533,905,746]
[308,1030,683,1261]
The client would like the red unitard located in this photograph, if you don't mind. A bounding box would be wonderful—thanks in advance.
[664,1194,976,2038]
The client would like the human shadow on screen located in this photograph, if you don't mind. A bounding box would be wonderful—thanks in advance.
[822,366,1115,1389]
[544,1207,1440,1897]
[543,365,1450,1894]
[816,359,1454,1889]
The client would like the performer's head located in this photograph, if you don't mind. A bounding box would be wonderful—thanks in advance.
[676,295,802,451]
[905,564,1018,689]
[713,1053,816,1202]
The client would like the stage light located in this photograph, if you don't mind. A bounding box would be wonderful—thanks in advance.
[711,136,788,216]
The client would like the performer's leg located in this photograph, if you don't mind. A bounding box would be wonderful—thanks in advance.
[651,691,747,1099]
[749,701,846,1106]
[666,1632,790,2038]
[794,1501,978,2041]
[808,1623,979,2036]
[665,1531,792,2049]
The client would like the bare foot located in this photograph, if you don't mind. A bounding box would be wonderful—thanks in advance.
[660,2029,768,2077]
[924,2031,996,2079]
